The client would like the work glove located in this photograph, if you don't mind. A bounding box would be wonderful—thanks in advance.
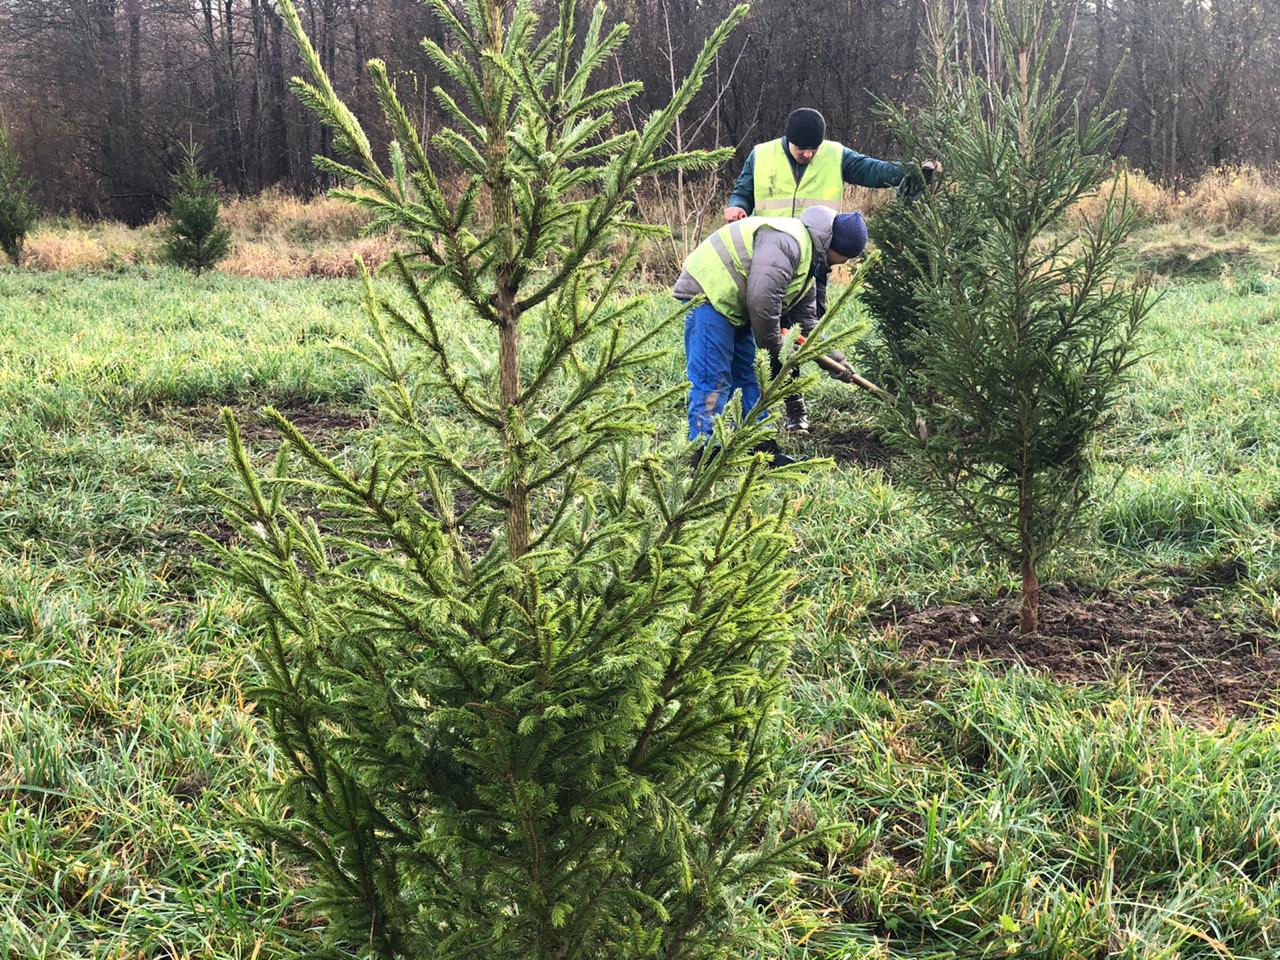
[897,161,927,201]
[822,349,856,383]
[897,159,942,202]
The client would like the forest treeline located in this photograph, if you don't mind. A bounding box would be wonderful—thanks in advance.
[2,0,1278,223]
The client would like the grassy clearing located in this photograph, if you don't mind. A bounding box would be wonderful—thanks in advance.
[0,269,368,958]
[1,266,1279,957]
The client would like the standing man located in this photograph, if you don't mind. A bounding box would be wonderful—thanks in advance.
[673,205,867,468]
[726,107,935,432]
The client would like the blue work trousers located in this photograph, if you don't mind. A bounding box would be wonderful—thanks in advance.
[683,301,764,441]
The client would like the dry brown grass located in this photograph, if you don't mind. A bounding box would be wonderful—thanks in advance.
[219,188,390,276]
[1181,166,1280,234]
[24,221,162,271]
[1066,165,1280,236]
[221,236,395,279]
[844,184,894,218]
[1068,168,1173,228]
[18,191,384,276]
[221,187,372,242]
[14,169,1280,279]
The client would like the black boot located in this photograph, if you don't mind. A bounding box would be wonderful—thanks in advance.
[690,443,721,474]
[752,438,802,468]
[784,396,810,434]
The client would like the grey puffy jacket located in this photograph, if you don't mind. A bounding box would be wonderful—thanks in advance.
[673,206,834,356]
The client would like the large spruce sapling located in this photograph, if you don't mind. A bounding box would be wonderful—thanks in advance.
[877,1,1152,634]
[164,140,231,274]
[209,0,862,956]
[0,126,36,267]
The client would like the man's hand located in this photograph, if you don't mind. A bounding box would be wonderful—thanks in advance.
[898,159,943,202]
[897,161,927,201]
[724,206,747,223]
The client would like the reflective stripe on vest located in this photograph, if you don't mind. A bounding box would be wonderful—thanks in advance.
[753,138,844,217]
[683,217,814,326]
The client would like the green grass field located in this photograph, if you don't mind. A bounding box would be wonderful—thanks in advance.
[2,266,1280,958]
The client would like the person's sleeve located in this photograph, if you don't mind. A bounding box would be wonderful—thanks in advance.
[842,146,904,189]
[727,148,756,213]
[781,285,818,340]
[745,231,801,355]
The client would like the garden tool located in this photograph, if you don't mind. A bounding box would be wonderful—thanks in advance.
[781,327,895,403]
[781,329,929,441]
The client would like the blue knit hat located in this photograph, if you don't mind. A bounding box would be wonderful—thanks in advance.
[831,212,867,258]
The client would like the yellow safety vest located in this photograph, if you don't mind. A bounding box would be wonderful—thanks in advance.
[682,217,814,326]
[752,138,844,217]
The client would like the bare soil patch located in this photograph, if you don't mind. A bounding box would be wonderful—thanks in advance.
[884,585,1280,719]
[155,402,370,442]
[818,427,896,472]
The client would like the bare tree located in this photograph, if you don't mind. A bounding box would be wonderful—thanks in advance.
[2,0,1280,220]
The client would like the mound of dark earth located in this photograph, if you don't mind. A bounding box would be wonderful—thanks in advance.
[162,402,370,442]
[884,585,1280,719]
[819,427,895,471]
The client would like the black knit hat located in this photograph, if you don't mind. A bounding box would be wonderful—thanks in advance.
[785,108,826,149]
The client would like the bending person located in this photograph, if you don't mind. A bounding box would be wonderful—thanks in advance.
[674,206,868,468]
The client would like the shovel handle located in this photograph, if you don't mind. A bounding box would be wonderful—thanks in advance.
[783,328,896,404]
[782,328,928,442]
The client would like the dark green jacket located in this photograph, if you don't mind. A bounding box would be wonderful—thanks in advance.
[727,137,903,213]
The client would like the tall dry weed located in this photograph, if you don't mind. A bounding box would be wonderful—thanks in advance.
[221,236,394,279]
[1181,166,1280,234]
[845,183,893,219]
[222,187,371,241]
[17,169,1280,279]
[1065,165,1280,236]
[24,221,160,271]
[1068,168,1172,227]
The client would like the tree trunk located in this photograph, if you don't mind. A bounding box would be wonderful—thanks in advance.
[201,0,217,153]
[1092,0,1109,102]
[267,4,292,185]
[1018,479,1039,635]
[123,0,143,210]
[222,0,246,189]
[125,0,141,123]
[200,0,231,182]
[248,0,266,188]
[95,0,125,218]
[483,0,529,560]
[352,0,366,120]
[316,0,337,171]
[1019,555,1039,635]
[498,318,529,558]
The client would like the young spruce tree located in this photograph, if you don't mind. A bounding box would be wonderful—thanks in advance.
[0,126,37,267]
[210,0,861,956]
[165,140,231,274]
[876,1,1152,634]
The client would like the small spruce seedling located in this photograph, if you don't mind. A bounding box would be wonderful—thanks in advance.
[0,126,37,267]
[164,140,231,274]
